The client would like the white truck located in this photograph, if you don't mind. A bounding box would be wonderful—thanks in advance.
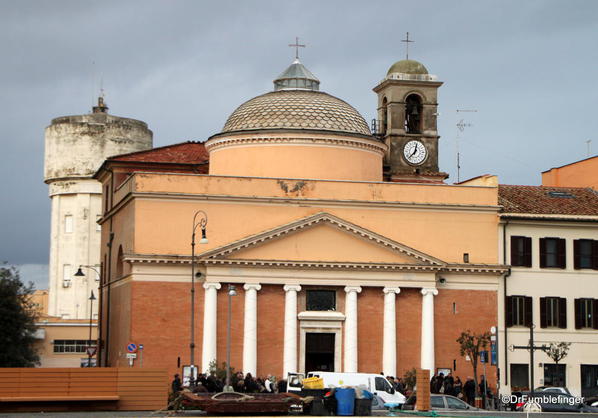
[287,372,406,406]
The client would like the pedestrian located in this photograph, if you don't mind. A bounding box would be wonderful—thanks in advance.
[171,373,182,393]
[453,376,463,398]
[430,375,437,393]
[264,374,274,393]
[444,373,454,396]
[435,373,445,393]
[277,378,288,393]
[463,376,476,406]
[395,377,405,395]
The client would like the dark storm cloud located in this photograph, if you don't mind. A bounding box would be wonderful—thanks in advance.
[1,0,597,276]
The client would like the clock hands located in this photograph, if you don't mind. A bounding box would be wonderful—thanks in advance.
[410,145,418,158]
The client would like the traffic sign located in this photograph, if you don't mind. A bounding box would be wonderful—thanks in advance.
[126,353,137,359]
[139,344,144,350]
[86,346,97,357]
[126,343,138,353]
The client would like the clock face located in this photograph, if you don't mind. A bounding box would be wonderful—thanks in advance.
[403,140,427,165]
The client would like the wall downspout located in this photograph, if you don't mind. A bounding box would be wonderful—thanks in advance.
[503,220,511,387]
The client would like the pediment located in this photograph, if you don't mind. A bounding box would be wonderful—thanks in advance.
[199,212,446,266]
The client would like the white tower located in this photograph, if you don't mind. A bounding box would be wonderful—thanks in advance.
[44,98,153,319]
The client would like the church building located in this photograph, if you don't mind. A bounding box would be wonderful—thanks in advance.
[94,54,507,385]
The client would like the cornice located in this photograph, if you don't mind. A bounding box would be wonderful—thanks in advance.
[205,134,387,156]
[123,253,506,275]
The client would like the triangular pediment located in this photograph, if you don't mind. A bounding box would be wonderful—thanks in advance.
[199,212,446,266]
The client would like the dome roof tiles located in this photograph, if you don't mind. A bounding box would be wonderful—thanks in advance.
[222,90,371,136]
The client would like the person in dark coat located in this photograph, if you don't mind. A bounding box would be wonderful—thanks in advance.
[453,376,463,398]
[463,377,476,406]
[171,374,182,393]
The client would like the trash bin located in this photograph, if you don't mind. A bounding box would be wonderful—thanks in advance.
[335,388,356,416]
[354,398,372,416]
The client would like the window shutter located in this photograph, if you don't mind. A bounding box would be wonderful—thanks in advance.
[524,237,532,267]
[559,298,567,329]
[593,300,598,330]
[557,239,566,269]
[510,236,518,265]
[539,238,547,268]
[539,297,547,328]
[574,299,582,329]
[574,240,581,269]
[506,296,513,327]
[524,297,533,328]
[593,240,598,270]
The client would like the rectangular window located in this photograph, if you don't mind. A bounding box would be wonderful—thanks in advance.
[306,290,336,311]
[53,339,95,353]
[62,264,71,286]
[574,239,598,270]
[511,236,532,267]
[506,295,532,327]
[540,237,566,268]
[575,298,598,329]
[64,215,73,233]
[510,364,529,390]
[540,297,566,328]
[543,364,567,387]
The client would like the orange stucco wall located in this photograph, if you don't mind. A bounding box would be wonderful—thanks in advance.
[542,156,598,190]
[209,144,384,182]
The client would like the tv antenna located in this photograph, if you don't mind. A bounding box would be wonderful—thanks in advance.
[586,139,592,157]
[455,109,477,183]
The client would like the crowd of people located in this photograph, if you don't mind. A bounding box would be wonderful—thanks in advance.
[172,372,288,394]
[429,373,493,407]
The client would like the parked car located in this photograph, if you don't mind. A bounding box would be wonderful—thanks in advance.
[402,394,480,411]
[536,386,572,395]
[519,393,598,413]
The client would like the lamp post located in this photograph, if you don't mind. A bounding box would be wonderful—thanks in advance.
[87,291,96,366]
[190,210,209,386]
[225,284,238,392]
[74,265,100,367]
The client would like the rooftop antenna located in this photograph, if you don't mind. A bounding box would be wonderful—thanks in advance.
[455,109,477,183]
[586,139,592,157]
[401,32,414,60]
[289,36,306,60]
[92,75,108,113]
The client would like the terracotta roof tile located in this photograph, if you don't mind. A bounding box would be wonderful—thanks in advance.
[109,141,209,164]
[498,185,598,216]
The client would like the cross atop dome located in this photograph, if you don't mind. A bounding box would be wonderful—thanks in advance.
[288,36,306,60]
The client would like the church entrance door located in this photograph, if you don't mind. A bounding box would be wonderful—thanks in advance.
[305,332,335,372]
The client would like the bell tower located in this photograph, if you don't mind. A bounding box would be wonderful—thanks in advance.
[373,59,448,183]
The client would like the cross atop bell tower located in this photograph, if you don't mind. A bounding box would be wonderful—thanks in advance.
[288,37,306,60]
[373,57,448,183]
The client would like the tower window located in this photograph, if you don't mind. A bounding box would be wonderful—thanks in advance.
[381,97,388,135]
[64,215,73,233]
[405,94,423,134]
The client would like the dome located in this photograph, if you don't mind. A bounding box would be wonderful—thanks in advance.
[387,59,428,75]
[221,90,371,136]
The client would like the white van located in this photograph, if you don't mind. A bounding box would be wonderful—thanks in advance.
[287,372,406,406]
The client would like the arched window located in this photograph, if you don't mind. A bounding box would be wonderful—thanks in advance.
[404,94,423,134]
[116,246,124,278]
[381,97,388,135]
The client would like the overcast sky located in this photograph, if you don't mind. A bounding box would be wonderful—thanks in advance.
[1,0,597,288]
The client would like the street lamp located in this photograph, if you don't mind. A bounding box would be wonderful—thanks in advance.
[225,284,237,392]
[87,291,96,367]
[74,265,100,367]
[190,210,209,385]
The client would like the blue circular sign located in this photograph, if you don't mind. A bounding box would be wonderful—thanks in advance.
[126,343,137,353]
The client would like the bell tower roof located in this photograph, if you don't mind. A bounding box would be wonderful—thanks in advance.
[387,59,429,76]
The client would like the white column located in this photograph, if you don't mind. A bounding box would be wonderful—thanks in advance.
[201,282,221,373]
[344,286,362,372]
[283,284,301,376]
[243,283,261,376]
[420,287,438,372]
[383,287,401,377]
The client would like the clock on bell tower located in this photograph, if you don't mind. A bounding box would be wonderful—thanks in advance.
[373,58,448,183]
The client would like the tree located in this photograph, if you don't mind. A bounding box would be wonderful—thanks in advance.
[456,330,491,397]
[544,342,571,365]
[0,264,39,367]
[403,367,417,391]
